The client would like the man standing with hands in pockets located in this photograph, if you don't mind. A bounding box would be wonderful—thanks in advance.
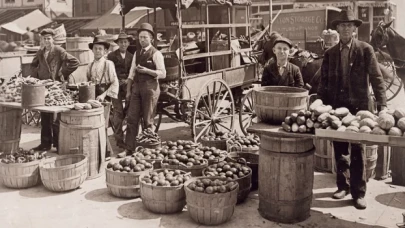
[121,23,166,156]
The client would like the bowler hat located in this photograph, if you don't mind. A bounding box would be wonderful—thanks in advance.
[138,23,154,37]
[114,32,133,43]
[273,37,292,48]
[332,10,363,29]
[88,36,110,50]
[40,28,55,36]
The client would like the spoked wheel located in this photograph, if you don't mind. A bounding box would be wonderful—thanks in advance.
[239,89,257,135]
[192,79,235,142]
[22,110,41,126]
[374,62,403,101]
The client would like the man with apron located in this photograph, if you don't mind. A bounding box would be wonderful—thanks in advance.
[122,23,166,155]
[30,28,80,151]
[107,32,134,148]
[87,36,119,102]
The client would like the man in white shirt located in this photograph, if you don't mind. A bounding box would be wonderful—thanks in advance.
[122,23,166,155]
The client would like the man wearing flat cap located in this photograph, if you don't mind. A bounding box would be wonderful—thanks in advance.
[30,28,80,152]
[122,23,166,155]
[107,32,134,148]
[317,10,387,209]
[261,36,304,88]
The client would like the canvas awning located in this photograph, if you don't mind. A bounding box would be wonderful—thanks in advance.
[0,9,52,35]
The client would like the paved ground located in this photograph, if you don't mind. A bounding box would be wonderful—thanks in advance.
[3,76,405,228]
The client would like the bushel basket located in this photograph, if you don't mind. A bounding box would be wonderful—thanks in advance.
[227,153,258,191]
[0,160,41,189]
[106,167,152,198]
[40,155,88,192]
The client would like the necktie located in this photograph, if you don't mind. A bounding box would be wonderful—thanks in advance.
[140,48,146,55]
[341,45,350,87]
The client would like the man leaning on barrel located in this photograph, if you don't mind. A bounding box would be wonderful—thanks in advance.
[30,28,80,151]
[317,10,387,209]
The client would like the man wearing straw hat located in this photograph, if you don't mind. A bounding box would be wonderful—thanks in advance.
[107,32,134,149]
[121,23,166,156]
[317,10,386,209]
[30,28,79,152]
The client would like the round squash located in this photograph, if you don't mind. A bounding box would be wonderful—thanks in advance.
[359,126,372,134]
[388,127,403,136]
[397,117,405,132]
[377,114,395,130]
[371,126,387,135]
[394,108,405,120]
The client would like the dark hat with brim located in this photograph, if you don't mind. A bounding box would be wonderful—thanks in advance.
[114,32,133,43]
[40,28,55,36]
[332,10,363,29]
[138,23,154,37]
[89,36,110,50]
[273,37,293,48]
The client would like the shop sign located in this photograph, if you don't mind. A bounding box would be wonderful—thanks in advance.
[294,2,353,9]
[170,21,205,26]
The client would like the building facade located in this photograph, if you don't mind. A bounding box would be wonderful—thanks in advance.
[72,0,116,17]
[0,0,73,18]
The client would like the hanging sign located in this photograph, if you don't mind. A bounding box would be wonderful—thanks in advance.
[294,2,353,9]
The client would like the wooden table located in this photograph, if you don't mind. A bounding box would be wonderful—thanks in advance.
[0,102,73,113]
[247,122,316,139]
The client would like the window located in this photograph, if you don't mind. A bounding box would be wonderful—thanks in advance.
[5,0,16,3]
[252,6,258,14]
[272,5,281,11]
[82,0,90,13]
[259,6,269,12]
[283,4,293,10]
[27,0,34,2]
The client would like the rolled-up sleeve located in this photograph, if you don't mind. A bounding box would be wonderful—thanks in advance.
[153,51,166,79]
[106,61,119,99]
[127,54,137,80]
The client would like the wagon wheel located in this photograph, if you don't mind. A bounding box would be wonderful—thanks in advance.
[372,62,403,102]
[192,79,235,142]
[239,89,257,135]
[22,110,41,126]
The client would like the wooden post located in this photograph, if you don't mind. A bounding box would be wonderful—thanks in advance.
[206,5,211,72]
[269,0,273,33]
[177,0,184,76]
[153,0,157,46]
[121,0,125,31]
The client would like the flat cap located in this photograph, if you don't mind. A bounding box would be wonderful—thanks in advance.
[273,37,293,48]
[40,28,55,36]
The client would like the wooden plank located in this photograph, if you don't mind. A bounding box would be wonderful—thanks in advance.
[181,23,251,29]
[247,122,316,139]
[223,64,256,88]
[315,129,389,145]
[182,72,223,99]
[0,102,73,113]
[183,50,232,61]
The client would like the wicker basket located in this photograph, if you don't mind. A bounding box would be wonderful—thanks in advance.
[139,169,189,214]
[226,140,259,154]
[202,162,252,204]
[135,141,162,149]
[184,176,239,225]
[200,138,227,150]
[227,153,259,191]
[161,159,208,177]
[207,151,228,165]
[132,146,163,169]
[105,167,152,198]
[40,155,88,192]
[0,160,42,189]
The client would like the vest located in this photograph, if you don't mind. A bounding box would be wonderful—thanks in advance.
[135,46,157,83]
[109,50,133,80]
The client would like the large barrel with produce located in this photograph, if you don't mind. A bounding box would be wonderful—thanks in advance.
[390,147,405,186]
[58,107,106,180]
[258,134,314,223]
[0,107,22,154]
[66,37,93,50]
[68,49,94,64]
[253,86,308,125]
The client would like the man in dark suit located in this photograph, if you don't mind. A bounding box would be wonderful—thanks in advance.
[317,10,387,209]
[107,32,134,148]
[30,28,80,151]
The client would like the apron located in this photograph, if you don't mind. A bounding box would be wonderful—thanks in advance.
[88,61,112,99]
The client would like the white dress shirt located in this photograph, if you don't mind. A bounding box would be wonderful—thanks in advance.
[87,57,119,99]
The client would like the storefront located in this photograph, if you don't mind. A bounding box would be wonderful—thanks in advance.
[293,0,397,42]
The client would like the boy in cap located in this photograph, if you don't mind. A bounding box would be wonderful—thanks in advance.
[317,10,387,209]
[122,23,166,155]
[107,32,134,148]
[30,28,80,151]
[261,36,304,88]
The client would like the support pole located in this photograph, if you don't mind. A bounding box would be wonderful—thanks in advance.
[269,0,273,33]
[154,0,157,46]
[121,0,125,31]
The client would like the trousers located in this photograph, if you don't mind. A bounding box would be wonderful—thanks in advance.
[333,141,367,199]
[41,112,60,147]
[125,79,160,151]
[111,83,128,143]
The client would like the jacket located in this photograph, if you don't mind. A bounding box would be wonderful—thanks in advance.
[107,49,134,80]
[30,45,80,82]
[317,39,387,112]
[261,61,304,88]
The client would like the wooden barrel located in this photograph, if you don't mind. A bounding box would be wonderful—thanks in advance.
[259,134,314,223]
[39,155,88,192]
[365,145,378,181]
[160,58,180,82]
[21,84,46,108]
[390,147,405,186]
[66,37,93,50]
[58,107,106,180]
[67,49,94,64]
[253,86,308,125]
[0,160,40,188]
[227,152,259,191]
[185,177,239,225]
[139,169,187,214]
[106,167,151,198]
[0,107,22,154]
[375,146,391,180]
[161,160,208,177]
[314,139,334,172]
